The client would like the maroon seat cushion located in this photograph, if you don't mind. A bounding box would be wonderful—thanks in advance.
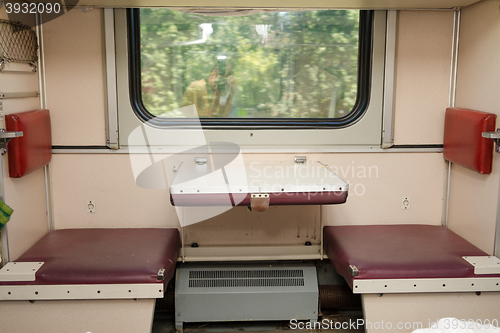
[5,109,52,178]
[324,225,499,289]
[443,107,496,174]
[1,228,180,287]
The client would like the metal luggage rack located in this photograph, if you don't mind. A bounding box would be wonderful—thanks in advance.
[0,19,38,73]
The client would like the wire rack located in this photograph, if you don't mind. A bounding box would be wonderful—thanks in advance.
[0,19,38,72]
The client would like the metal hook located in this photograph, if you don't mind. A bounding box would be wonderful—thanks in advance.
[0,129,23,155]
[482,129,500,153]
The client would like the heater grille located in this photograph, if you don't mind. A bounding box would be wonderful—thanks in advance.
[189,277,305,288]
[188,269,305,288]
[189,269,303,279]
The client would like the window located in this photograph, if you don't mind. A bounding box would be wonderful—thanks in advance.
[128,8,373,129]
[115,9,385,149]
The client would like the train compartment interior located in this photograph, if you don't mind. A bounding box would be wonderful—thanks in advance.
[1,0,500,332]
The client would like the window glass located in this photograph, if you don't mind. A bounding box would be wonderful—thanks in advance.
[138,9,362,120]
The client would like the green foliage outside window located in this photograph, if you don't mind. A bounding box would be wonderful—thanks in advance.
[139,9,360,118]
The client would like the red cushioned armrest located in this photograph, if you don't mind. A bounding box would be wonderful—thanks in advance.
[5,109,52,178]
[443,107,496,174]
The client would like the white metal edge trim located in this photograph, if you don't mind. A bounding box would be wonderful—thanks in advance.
[495,173,500,257]
[443,9,460,228]
[0,167,7,265]
[0,92,39,99]
[182,245,321,262]
[442,160,451,227]
[320,206,324,259]
[104,8,120,149]
[36,13,47,111]
[0,229,7,266]
[107,6,459,10]
[44,164,54,231]
[450,8,461,108]
[177,263,316,271]
[352,277,500,294]
[0,283,164,301]
[37,13,55,233]
[170,187,348,195]
[183,254,322,262]
[448,9,457,108]
[381,10,397,149]
[51,147,444,154]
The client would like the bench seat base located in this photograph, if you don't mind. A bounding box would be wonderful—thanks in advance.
[0,299,155,333]
[362,292,500,333]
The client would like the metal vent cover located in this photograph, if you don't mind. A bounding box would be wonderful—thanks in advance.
[189,278,305,288]
[188,268,305,288]
[189,269,304,279]
[175,264,319,326]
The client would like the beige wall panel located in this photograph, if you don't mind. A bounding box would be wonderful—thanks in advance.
[362,292,500,333]
[455,0,500,114]
[448,164,498,254]
[0,75,39,93]
[184,206,320,246]
[318,153,445,226]
[2,166,47,261]
[0,299,155,333]
[51,154,177,229]
[0,97,40,115]
[52,153,444,248]
[449,0,500,255]
[393,11,453,145]
[43,8,106,146]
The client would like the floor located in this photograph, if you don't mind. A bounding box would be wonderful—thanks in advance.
[152,310,365,333]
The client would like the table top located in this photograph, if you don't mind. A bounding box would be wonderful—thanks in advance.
[170,160,349,195]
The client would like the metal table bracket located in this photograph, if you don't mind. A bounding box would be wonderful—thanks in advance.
[157,268,166,281]
[250,193,270,212]
[482,129,500,153]
[0,262,44,282]
[0,129,23,155]
[463,256,500,274]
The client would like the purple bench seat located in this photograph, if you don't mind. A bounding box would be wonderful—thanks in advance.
[324,225,500,291]
[0,228,180,288]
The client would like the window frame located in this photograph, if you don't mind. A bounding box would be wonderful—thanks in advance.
[127,8,374,129]
[114,9,387,151]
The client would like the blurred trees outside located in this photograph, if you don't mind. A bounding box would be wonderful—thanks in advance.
[139,9,360,118]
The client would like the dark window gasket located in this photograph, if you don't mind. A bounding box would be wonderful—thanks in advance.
[127,9,373,130]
